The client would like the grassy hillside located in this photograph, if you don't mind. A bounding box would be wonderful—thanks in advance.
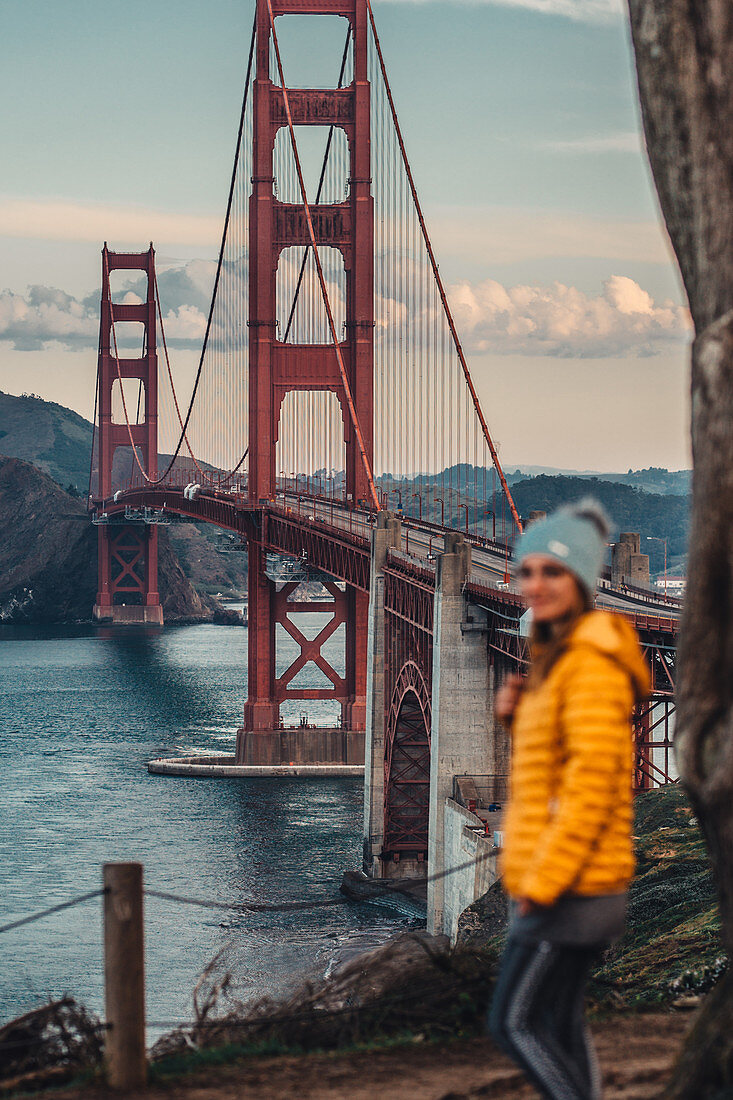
[0,391,93,493]
[459,786,721,1009]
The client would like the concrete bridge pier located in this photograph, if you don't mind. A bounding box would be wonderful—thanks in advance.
[363,511,402,877]
[427,533,495,935]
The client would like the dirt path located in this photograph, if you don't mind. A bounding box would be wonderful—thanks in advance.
[46,1012,691,1100]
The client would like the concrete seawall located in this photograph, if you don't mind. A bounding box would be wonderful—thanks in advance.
[442,798,499,943]
[148,755,364,778]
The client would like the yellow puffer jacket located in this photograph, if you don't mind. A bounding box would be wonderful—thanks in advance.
[500,610,650,907]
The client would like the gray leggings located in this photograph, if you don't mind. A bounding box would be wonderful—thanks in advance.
[489,937,602,1099]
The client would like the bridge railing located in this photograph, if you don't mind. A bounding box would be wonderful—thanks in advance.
[598,575,684,610]
[386,546,437,583]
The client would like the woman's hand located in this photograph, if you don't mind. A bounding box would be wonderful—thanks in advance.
[495,673,524,726]
[516,897,540,918]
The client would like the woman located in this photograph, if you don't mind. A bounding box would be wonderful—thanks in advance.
[489,501,649,1100]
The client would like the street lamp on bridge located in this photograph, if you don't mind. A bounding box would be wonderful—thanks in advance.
[411,492,423,520]
[435,496,445,526]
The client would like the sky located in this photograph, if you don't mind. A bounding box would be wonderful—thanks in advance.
[0,0,691,472]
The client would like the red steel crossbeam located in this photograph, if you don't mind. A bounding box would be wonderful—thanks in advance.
[274,580,347,703]
[109,529,146,592]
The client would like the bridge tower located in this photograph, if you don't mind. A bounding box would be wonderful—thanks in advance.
[92,245,163,625]
[237,0,372,764]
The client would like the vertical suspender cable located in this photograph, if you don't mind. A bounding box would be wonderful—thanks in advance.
[365,0,521,533]
[141,12,257,486]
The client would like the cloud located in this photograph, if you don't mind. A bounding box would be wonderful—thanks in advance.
[448,274,691,357]
[0,285,97,351]
[0,260,689,360]
[0,260,213,351]
[383,0,623,22]
[109,259,218,317]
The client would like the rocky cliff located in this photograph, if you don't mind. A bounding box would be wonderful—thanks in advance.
[0,457,232,624]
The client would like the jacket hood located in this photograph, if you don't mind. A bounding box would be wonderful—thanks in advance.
[570,610,650,701]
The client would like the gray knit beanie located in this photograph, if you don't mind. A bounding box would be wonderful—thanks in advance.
[514,499,610,598]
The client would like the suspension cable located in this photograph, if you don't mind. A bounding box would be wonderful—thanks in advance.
[160,9,257,485]
[101,14,257,492]
[266,0,380,512]
[365,0,521,533]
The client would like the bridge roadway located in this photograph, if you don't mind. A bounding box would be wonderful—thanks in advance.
[272,493,682,628]
[101,485,680,643]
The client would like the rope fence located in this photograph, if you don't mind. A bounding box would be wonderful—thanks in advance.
[2,847,494,935]
[0,890,106,935]
[0,850,501,1089]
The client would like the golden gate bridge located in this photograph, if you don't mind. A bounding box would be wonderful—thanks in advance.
[87,0,679,899]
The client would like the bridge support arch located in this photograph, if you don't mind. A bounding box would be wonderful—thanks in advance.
[362,527,503,928]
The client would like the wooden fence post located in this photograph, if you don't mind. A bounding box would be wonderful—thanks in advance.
[103,862,146,1089]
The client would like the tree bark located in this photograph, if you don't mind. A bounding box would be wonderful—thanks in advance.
[627,2,733,1093]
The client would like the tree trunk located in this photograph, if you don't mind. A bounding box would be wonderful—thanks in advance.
[626,2,733,1093]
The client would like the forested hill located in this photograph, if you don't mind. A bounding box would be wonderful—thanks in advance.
[0,391,93,492]
[506,475,689,565]
[506,465,690,496]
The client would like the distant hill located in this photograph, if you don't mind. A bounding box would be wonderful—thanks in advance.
[502,475,690,570]
[0,391,690,577]
[505,465,691,496]
[0,393,248,608]
[0,391,94,493]
[0,457,232,623]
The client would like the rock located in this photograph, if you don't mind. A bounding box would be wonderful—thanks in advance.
[314,931,450,1011]
[456,880,509,948]
[212,605,243,625]
[672,995,702,1010]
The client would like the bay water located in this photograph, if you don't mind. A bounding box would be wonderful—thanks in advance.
[0,616,406,1033]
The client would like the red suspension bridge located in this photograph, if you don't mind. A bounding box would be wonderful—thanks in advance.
[88,0,679,891]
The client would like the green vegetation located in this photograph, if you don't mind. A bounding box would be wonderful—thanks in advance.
[507,466,691,496]
[502,475,689,571]
[0,391,93,491]
[595,787,721,1007]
